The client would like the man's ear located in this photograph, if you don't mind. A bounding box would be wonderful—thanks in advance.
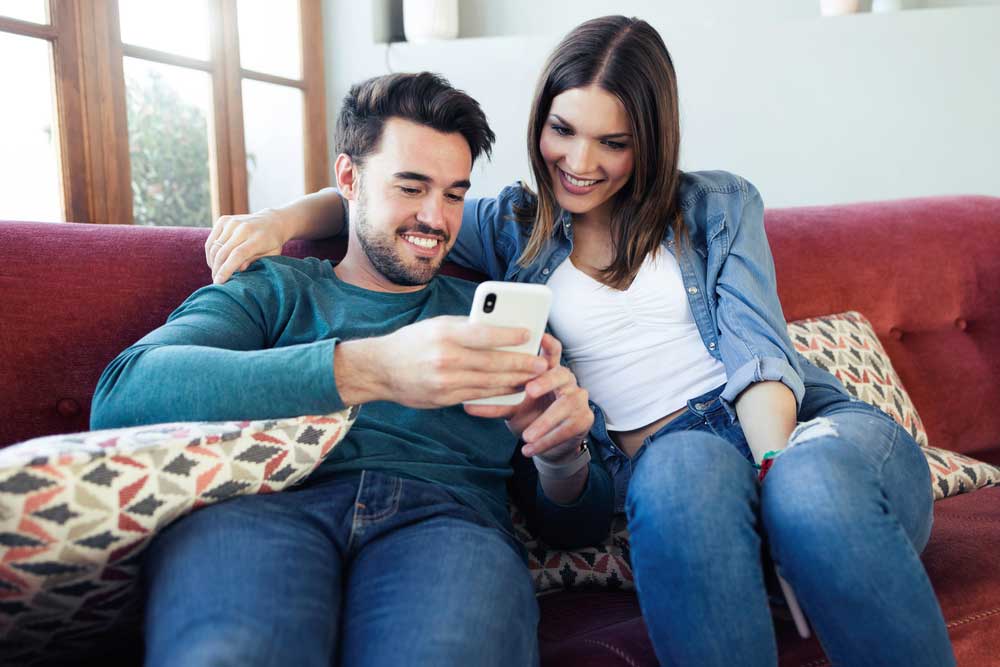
[334,153,360,200]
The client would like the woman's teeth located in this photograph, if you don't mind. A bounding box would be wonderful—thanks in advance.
[563,171,600,187]
[404,235,439,248]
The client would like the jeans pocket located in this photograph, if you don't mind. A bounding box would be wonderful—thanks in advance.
[703,409,754,463]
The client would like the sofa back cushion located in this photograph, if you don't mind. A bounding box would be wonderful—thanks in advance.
[0,222,479,448]
[766,196,1000,460]
[2,194,999,457]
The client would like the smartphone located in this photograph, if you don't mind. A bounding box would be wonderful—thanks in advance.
[463,281,552,407]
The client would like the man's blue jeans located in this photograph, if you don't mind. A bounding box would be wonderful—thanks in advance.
[625,386,955,666]
[141,470,539,667]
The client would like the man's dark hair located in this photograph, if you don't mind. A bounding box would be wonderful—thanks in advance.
[335,72,495,166]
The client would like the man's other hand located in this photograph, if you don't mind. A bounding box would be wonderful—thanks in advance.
[464,334,592,460]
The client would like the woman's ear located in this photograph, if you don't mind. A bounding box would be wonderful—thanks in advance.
[334,153,359,199]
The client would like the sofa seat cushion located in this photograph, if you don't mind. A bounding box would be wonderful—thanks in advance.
[537,486,1000,667]
[0,409,357,664]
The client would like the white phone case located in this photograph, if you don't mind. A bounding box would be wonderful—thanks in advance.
[464,281,552,407]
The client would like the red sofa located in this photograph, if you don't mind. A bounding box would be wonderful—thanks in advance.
[2,195,999,665]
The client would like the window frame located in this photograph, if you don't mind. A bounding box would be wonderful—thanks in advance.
[0,0,327,225]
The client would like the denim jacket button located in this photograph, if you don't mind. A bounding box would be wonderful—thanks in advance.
[542,268,550,275]
[708,342,717,350]
[687,286,699,294]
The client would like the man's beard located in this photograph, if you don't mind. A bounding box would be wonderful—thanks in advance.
[354,191,449,287]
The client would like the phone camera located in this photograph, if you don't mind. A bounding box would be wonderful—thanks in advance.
[483,293,496,313]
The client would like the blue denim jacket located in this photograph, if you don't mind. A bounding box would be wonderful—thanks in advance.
[449,171,847,506]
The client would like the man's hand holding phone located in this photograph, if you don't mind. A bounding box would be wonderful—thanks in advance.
[334,316,549,409]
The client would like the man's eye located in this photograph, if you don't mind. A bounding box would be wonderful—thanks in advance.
[400,186,420,195]
[446,193,465,203]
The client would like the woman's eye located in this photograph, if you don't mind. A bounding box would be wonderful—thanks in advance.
[551,124,572,136]
[603,140,627,150]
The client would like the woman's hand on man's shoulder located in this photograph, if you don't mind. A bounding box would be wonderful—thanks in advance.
[205,209,291,284]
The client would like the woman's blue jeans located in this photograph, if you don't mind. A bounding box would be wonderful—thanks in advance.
[141,470,539,667]
[624,386,955,666]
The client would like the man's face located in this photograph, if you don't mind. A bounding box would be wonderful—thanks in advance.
[350,118,472,287]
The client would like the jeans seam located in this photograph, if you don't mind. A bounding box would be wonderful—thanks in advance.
[346,470,366,554]
[357,476,402,523]
[875,412,900,482]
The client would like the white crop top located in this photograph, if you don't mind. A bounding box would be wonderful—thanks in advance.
[547,248,728,431]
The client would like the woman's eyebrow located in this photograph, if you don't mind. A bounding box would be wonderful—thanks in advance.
[549,114,631,139]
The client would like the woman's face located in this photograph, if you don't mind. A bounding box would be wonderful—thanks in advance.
[538,84,635,220]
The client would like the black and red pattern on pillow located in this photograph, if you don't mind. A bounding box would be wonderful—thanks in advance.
[0,409,357,665]
[786,310,928,446]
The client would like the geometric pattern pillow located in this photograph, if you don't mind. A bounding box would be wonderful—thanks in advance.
[0,408,357,665]
[787,310,928,447]
[514,505,633,596]
[514,310,998,595]
[923,445,1000,501]
[787,310,998,499]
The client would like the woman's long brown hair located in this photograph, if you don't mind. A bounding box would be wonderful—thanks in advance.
[517,16,684,290]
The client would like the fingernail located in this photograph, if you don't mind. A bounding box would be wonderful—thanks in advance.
[523,430,536,441]
[522,445,534,457]
[533,359,547,372]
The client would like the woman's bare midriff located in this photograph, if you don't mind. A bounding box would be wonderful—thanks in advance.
[610,404,690,458]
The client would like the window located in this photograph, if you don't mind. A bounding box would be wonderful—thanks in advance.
[0,0,327,226]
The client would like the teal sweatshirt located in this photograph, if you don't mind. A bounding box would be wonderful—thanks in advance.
[92,256,613,546]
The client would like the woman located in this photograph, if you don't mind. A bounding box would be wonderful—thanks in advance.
[206,16,953,667]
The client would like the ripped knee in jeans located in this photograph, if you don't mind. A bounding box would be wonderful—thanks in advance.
[789,417,838,447]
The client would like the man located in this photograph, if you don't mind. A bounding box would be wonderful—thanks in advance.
[91,72,613,667]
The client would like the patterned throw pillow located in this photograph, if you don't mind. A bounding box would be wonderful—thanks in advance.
[0,409,357,664]
[514,506,634,595]
[788,311,999,499]
[786,310,928,446]
[518,311,998,594]
[923,445,1000,501]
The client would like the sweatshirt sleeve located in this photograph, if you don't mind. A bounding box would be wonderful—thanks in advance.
[90,267,345,429]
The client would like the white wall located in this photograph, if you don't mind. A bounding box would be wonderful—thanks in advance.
[321,2,1000,207]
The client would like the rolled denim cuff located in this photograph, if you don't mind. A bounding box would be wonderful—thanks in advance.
[720,356,805,421]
